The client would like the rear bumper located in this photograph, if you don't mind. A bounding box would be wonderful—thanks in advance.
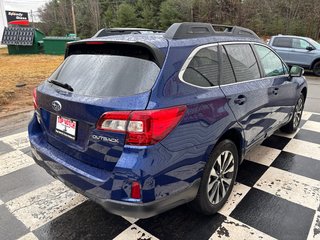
[31,147,199,218]
[28,113,203,218]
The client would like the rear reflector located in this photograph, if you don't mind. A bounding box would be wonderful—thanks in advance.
[96,106,187,146]
[131,181,141,199]
[33,88,38,110]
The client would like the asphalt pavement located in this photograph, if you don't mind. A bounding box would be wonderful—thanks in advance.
[304,74,320,113]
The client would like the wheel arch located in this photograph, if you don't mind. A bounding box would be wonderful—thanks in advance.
[301,87,307,101]
[311,58,320,69]
[216,128,245,165]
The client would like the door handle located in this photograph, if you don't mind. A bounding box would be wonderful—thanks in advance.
[272,88,279,95]
[234,95,247,105]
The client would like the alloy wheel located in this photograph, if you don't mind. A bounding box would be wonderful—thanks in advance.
[293,97,303,128]
[207,150,235,204]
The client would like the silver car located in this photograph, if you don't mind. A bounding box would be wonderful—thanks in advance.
[269,35,320,76]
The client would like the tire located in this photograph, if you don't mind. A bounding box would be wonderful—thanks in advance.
[191,139,238,215]
[281,94,305,133]
[313,61,320,77]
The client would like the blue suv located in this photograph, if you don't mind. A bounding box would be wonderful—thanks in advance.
[29,23,307,218]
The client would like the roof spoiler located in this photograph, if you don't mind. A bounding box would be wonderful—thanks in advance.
[65,40,165,68]
[164,22,260,40]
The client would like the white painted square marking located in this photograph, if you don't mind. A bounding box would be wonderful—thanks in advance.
[209,216,276,240]
[307,211,320,240]
[255,167,320,210]
[0,131,29,150]
[6,181,87,231]
[302,112,313,121]
[219,183,251,216]
[17,232,39,240]
[245,145,281,166]
[121,216,138,224]
[0,150,34,177]
[114,224,159,240]
[284,139,320,161]
[302,121,320,133]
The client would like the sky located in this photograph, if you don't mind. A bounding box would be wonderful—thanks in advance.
[3,0,50,21]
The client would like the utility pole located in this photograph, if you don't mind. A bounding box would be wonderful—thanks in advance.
[71,0,77,35]
[30,10,34,27]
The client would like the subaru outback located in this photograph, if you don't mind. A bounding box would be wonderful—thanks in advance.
[29,22,307,218]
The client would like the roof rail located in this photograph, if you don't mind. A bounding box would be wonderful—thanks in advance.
[164,22,260,40]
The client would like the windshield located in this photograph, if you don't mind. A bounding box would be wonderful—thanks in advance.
[48,54,160,97]
[308,38,320,49]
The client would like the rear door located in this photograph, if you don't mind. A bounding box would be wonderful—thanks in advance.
[219,43,275,149]
[37,44,163,171]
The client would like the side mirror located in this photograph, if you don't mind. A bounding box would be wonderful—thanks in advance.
[306,46,314,51]
[290,66,304,78]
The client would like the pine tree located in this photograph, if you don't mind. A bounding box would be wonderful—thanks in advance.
[113,3,138,27]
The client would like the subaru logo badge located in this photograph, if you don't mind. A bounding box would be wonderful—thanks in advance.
[52,100,62,112]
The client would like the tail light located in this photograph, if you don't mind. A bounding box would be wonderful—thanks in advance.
[96,105,187,146]
[131,181,141,199]
[33,88,38,110]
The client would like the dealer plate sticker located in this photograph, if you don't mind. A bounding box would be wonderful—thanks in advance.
[55,116,77,140]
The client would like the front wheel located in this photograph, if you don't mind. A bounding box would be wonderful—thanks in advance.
[313,61,320,76]
[281,94,304,133]
[191,139,238,215]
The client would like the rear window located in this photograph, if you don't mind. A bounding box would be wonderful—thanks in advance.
[48,54,160,97]
[272,37,292,48]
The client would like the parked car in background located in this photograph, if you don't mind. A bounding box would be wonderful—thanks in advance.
[29,23,307,218]
[92,28,163,38]
[269,35,320,76]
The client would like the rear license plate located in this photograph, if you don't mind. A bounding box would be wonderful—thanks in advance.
[55,115,77,140]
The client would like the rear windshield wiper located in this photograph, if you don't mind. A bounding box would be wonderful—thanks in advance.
[48,80,74,92]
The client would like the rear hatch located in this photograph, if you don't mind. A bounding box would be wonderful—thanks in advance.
[36,41,164,171]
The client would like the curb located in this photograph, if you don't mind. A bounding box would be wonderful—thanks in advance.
[0,108,34,119]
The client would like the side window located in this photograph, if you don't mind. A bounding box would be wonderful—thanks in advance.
[254,45,286,77]
[273,37,292,48]
[183,46,219,87]
[220,47,236,85]
[292,38,312,49]
[224,44,260,82]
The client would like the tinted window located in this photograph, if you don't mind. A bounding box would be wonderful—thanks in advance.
[273,37,292,48]
[220,47,236,85]
[292,38,312,49]
[254,45,286,77]
[48,55,160,97]
[224,44,260,82]
[183,46,219,87]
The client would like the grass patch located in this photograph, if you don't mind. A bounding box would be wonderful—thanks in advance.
[0,48,63,112]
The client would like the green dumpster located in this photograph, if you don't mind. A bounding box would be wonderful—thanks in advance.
[1,27,45,55]
[43,36,80,55]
